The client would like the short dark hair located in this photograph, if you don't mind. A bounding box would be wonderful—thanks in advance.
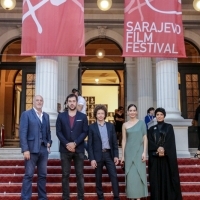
[66,93,78,103]
[147,107,155,114]
[155,107,166,117]
[94,104,107,120]
[72,88,81,95]
[118,106,124,111]
[127,104,137,111]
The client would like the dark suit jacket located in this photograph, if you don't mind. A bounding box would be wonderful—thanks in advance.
[56,111,88,153]
[19,108,51,153]
[88,122,119,162]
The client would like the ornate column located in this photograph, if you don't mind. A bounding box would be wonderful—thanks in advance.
[0,71,5,128]
[36,56,59,159]
[156,58,182,119]
[125,57,137,108]
[36,56,58,120]
[14,88,21,139]
[68,57,80,90]
[152,58,191,158]
[137,57,153,120]
[57,57,69,111]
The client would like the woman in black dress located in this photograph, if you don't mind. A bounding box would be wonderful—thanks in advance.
[147,107,182,200]
[114,106,124,146]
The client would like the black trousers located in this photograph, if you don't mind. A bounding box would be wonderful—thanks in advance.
[60,152,84,200]
[95,151,120,200]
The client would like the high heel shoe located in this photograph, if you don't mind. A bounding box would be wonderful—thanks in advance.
[194,150,200,158]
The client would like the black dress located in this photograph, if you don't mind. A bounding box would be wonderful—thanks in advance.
[147,122,182,200]
[114,113,124,132]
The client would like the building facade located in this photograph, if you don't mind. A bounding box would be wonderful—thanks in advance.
[0,0,199,158]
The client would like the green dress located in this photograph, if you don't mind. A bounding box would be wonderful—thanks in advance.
[125,120,148,198]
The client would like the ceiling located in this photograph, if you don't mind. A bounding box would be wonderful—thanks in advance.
[82,70,120,84]
[15,0,194,7]
[16,0,192,2]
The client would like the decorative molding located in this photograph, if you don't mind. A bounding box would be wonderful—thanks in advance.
[16,25,22,36]
[156,58,177,63]
[97,26,107,38]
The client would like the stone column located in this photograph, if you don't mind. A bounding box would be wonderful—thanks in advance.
[68,57,80,90]
[14,89,21,139]
[57,56,69,111]
[125,58,137,121]
[125,58,137,107]
[0,71,5,127]
[156,58,182,119]
[152,58,191,158]
[35,56,59,159]
[36,56,58,120]
[137,57,153,120]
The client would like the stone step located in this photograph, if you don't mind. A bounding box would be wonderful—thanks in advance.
[0,182,200,193]
[3,139,20,148]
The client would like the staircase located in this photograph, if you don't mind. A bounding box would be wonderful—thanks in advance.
[0,159,200,200]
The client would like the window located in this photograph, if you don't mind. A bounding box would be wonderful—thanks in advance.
[26,74,35,110]
[185,74,199,118]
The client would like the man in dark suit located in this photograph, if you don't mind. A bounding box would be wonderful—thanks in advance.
[19,95,52,200]
[88,104,120,200]
[56,93,88,200]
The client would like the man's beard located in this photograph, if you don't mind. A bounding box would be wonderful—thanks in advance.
[68,105,76,111]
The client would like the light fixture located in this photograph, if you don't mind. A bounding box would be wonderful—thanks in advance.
[97,0,112,11]
[1,0,16,10]
[193,0,200,11]
[96,48,105,59]
[95,79,99,84]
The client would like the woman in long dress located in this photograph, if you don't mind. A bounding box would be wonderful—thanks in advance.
[147,107,182,200]
[121,104,148,200]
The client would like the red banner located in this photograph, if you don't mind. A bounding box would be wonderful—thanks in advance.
[21,0,85,56]
[123,0,186,57]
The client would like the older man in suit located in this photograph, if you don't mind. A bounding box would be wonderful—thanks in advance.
[56,93,88,200]
[19,95,51,200]
[88,104,120,200]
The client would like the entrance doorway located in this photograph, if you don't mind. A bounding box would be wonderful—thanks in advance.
[80,38,125,122]
[0,64,35,146]
[0,39,36,147]
[81,68,125,124]
[178,40,200,149]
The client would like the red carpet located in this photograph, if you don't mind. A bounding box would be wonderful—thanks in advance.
[0,159,200,199]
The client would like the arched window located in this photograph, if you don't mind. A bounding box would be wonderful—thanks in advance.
[1,39,35,62]
[81,38,123,63]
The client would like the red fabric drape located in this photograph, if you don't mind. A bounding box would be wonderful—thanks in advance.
[123,0,186,57]
[21,0,85,56]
